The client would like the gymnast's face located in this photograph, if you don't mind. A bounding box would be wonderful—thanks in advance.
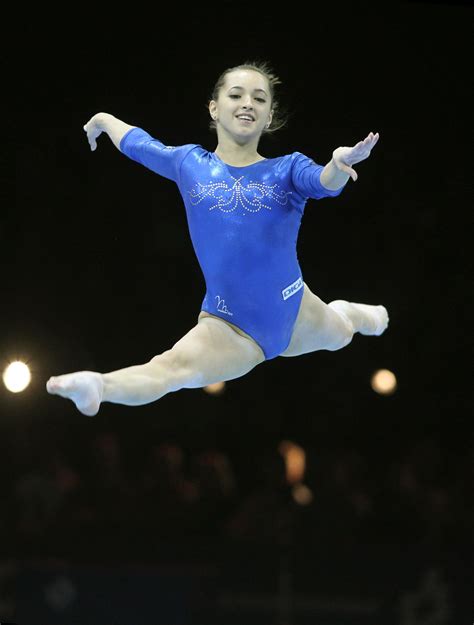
[209,69,273,143]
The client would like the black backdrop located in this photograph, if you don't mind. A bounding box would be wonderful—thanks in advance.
[4,2,473,623]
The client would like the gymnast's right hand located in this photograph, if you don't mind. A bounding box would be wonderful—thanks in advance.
[83,114,104,151]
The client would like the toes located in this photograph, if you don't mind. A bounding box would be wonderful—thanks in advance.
[47,377,63,393]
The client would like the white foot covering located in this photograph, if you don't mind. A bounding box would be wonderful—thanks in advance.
[46,371,103,416]
[329,300,389,336]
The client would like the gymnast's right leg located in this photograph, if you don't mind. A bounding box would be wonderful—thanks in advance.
[46,316,265,417]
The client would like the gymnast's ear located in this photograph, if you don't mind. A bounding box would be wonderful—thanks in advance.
[209,100,218,120]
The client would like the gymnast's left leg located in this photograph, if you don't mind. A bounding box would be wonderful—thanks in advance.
[280,283,389,358]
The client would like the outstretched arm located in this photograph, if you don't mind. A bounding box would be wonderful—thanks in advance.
[83,113,136,151]
[320,131,379,190]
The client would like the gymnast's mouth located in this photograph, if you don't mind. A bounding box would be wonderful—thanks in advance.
[236,114,255,122]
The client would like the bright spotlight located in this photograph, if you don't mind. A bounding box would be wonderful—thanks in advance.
[292,483,314,506]
[278,440,306,485]
[3,361,32,393]
[371,368,397,395]
[203,381,226,395]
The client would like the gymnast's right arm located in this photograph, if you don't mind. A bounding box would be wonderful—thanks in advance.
[84,113,197,183]
[83,112,136,152]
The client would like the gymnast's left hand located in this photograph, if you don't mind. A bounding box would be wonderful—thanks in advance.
[332,132,379,181]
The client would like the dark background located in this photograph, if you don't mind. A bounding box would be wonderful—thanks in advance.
[3,2,473,623]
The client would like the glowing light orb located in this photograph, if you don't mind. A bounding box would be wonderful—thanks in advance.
[203,381,226,395]
[371,368,397,395]
[279,440,306,484]
[292,483,314,506]
[3,361,32,393]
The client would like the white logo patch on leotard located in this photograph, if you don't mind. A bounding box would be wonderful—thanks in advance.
[282,277,303,300]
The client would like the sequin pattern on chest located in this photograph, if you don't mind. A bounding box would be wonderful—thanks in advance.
[188,175,292,213]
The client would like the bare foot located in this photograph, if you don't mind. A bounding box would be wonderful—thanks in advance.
[353,303,389,336]
[329,300,389,336]
[46,371,103,416]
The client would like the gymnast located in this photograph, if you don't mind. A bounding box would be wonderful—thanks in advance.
[46,61,388,416]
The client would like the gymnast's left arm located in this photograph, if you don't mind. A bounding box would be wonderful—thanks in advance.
[320,131,380,190]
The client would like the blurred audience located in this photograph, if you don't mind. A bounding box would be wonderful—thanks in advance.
[6,426,472,559]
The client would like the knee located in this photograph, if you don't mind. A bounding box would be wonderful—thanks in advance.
[150,348,187,372]
[147,348,199,391]
[150,345,205,383]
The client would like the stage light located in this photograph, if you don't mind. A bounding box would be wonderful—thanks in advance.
[203,381,226,395]
[279,440,306,485]
[371,368,397,395]
[292,483,314,506]
[3,361,32,393]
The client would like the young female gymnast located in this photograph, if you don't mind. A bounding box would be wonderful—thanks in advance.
[46,61,388,416]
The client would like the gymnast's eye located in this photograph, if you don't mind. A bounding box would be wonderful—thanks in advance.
[255,97,266,103]
[229,94,241,99]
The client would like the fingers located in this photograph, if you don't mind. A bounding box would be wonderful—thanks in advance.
[338,162,358,182]
[350,132,379,161]
[334,131,379,181]
[364,131,379,148]
[351,132,378,153]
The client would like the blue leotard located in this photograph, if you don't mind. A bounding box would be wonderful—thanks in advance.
[120,128,344,359]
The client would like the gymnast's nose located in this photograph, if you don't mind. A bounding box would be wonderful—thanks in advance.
[241,95,253,108]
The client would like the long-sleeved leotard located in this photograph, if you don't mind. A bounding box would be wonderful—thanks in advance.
[120,128,344,359]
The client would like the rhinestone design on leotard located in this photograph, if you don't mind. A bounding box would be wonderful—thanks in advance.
[188,176,292,213]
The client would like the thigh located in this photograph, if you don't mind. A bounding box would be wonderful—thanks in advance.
[280,283,351,357]
[167,314,265,387]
